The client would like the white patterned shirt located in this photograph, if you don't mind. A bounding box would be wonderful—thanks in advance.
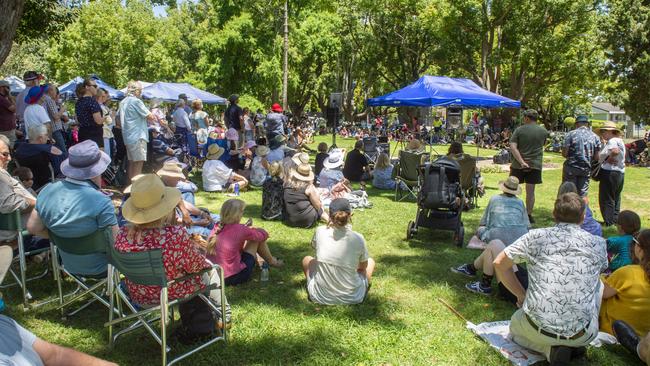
[504,223,607,336]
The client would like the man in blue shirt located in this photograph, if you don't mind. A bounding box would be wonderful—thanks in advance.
[27,140,117,276]
[118,81,153,181]
[562,115,601,197]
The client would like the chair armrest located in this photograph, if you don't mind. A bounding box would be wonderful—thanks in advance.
[167,263,222,286]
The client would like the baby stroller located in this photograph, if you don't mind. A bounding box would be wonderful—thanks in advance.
[406,156,465,247]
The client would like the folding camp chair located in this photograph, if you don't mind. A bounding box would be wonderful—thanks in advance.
[48,228,116,318]
[454,153,480,209]
[0,210,52,310]
[393,150,429,201]
[363,137,379,165]
[105,245,227,366]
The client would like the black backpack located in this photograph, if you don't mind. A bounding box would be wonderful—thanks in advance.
[176,297,217,344]
[262,177,284,220]
[418,157,461,210]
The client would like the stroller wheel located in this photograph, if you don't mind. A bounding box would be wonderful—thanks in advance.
[406,221,416,240]
[455,225,465,247]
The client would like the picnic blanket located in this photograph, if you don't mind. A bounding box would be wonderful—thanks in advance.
[467,321,617,366]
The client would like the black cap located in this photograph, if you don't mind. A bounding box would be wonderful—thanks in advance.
[229,94,239,103]
[178,93,188,100]
[575,115,589,124]
[329,198,351,215]
[23,71,40,81]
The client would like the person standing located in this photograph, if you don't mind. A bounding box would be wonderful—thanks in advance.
[172,99,192,150]
[264,103,286,142]
[15,71,41,138]
[75,78,104,147]
[225,94,243,145]
[44,84,68,154]
[562,115,601,197]
[118,81,153,181]
[494,192,607,365]
[509,109,549,223]
[597,121,626,226]
[0,80,17,147]
[23,85,52,139]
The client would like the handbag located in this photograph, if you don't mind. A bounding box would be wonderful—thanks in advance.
[590,154,609,181]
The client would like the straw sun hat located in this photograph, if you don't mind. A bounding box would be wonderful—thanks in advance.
[156,161,185,179]
[122,174,181,224]
[256,145,270,157]
[598,121,621,135]
[206,144,225,160]
[498,176,522,195]
[291,163,314,181]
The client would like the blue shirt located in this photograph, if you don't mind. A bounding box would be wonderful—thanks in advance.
[0,315,43,366]
[478,194,530,246]
[372,165,396,190]
[264,112,286,136]
[36,178,117,275]
[119,96,150,145]
[607,234,634,271]
[564,126,602,171]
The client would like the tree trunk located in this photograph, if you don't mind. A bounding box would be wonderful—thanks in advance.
[0,0,26,67]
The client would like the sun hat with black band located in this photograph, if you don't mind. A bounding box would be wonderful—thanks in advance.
[23,71,41,82]
[598,121,622,135]
[60,140,111,180]
[122,174,181,225]
[329,198,351,215]
[291,163,314,181]
[498,176,522,196]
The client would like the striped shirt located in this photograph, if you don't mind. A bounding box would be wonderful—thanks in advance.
[44,95,63,131]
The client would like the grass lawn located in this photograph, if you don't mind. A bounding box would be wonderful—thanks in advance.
[3,135,650,365]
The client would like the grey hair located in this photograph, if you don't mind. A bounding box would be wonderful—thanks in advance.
[28,124,48,142]
[557,181,578,198]
[0,134,9,148]
[126,80,142,95]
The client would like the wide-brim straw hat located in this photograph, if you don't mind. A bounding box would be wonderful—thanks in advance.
[291,152,310,166]
[206,144,225,160]
[157,161,185,179]
[598,121,621,135]
[323,152,344,169]
[60,140,111,180]
[499,176,522,195]
[122,174,181,224]
[291,163,314,181]
[256,145,270,157]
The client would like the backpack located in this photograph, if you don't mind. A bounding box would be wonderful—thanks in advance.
[418,157,461,210]
[493,149,510,164]
[176,297,217,344]
[261,177,284,220]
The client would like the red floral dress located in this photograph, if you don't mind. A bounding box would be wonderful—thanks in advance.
[114,225,209,305]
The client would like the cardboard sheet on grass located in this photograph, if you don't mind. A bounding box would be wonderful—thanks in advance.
[467,321,617,366]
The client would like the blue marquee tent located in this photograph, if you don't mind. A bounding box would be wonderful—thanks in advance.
[141,82,227,105]
[59,75,125,100]
[367,75,521,108]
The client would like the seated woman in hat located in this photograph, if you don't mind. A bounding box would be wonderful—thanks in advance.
[249,144,270,187]
[116,174,231,326]
[318,149,347,190]
[284,163,329,228]
[205,199,283,286]
[450,176,530,298]
[302,198,375,305]
[202,144,248,193]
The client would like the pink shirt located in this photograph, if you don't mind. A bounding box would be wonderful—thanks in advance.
[207,224,268,278]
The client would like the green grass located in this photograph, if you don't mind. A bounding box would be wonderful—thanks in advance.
[3,135,650,365]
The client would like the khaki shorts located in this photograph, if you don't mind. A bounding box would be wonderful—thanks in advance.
[126,139,147,162]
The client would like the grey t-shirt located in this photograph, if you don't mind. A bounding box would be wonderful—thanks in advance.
[0,315,43,366]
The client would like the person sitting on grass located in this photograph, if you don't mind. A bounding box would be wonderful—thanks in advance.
[450,176,529,299]
[372,152,404,190]
[611,320,650,365]
[494,192,607,365]
[249,145,271,187]
[206,199,283,286]
[343,140,371,186]
[556,182,602,237]
[284,163,329,228]
[606,210,641,272]
[283,152,310,186]
[302,198,375,305]
[261,162,284,221]
[318,150,347,190]
[599,229,650,337]
[314,142,329,178]
[116,174,231,327]
[202,144,248,193]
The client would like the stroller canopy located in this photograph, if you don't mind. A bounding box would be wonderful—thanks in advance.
[367,75,521,108]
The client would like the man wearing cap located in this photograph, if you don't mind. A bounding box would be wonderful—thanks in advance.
[23,85,52,139]
[225,95,243,145]
[118,81,154,181]
[509,109,549,223]
[562,116,601,197]
[0,80,17,147]
[15,71,41,132]
[494,192,606,365]
[178,93,192,115]
[26,140,117,277]
[265,103,287,142]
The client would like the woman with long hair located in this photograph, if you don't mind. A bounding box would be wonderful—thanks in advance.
[600,229,650,336]
[284,163,328,228]
[302,198,375,305]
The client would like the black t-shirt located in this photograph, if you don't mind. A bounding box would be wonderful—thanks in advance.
[343,149,368,182]
[314,152,329,177]
[226,104,242,130]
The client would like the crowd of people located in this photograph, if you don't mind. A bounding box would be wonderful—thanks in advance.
[0,71,648,365]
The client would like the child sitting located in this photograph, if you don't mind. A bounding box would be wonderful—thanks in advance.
[607,210,641,272]
[12,166,37,196]
[261,162,284,220]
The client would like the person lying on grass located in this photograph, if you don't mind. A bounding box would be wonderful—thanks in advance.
[302,198,375,305]
[206,199,283,286]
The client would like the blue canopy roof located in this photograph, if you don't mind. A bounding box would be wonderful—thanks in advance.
[141,82,226,105]
[367,75,521,108]
[59,76,125,100]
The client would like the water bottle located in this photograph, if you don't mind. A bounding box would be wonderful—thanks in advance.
[234,182,240,196]
[260,262,269,282]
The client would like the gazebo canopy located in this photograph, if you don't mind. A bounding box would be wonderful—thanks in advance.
[138,82,227,105]
[59,76,125,100]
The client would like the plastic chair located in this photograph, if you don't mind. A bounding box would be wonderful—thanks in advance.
[48,228,115,318]
[105,244,227,366]
[394,150,429,201]
[0,210,52,310]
